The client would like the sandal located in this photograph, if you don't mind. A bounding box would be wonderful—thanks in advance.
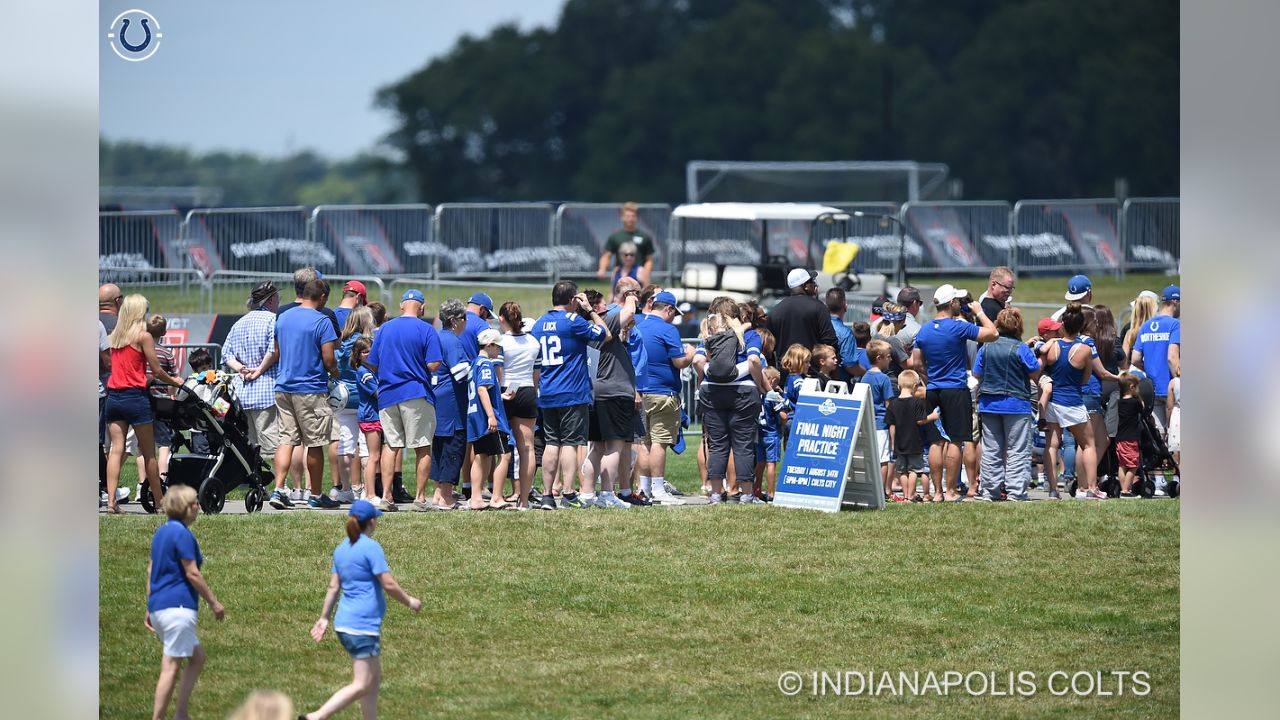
[104,504,123,515]
[487,502,513,511]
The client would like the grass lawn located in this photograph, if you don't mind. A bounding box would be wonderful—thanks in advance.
[117,273,1177,320]
[102,446,1178,719]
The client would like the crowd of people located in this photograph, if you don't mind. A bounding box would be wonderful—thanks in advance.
[100,256,1182,718]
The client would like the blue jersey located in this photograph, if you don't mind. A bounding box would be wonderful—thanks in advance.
[532,309,605,408]
[467,356,512,442]
[785,374,805,406]
[1134,314,1180,395]
[1048,338,1086,406]
[861,369,894,430]
[367,316,443,410]
[694,328,763,387]
[460,311,488,361]
[355,366,379,424]
[335,333,363,409]
[430,332,471,437]
[636,314,686,395]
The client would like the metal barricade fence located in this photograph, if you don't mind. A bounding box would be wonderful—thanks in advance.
[900,201,1013,274]
[203,270,388,314]
[553,203,672,284]
[830,202,905,275]
[310,204,433,277]
[433,203,556,282]
[1119,198,1179,274]
[1012,199,1122,274]
[182,207,318,277]
[97,267,210,313]
[99,210,184,277]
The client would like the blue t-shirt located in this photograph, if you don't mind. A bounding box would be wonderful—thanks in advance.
[334,334,363,408]
[785,374,805,405]
[332,535,390,635]
[831,315,859,372]
[973,342,1040,414]
[333,306,352,334]
[636,314,685,395]
[460,311,488,361]
[1134,314,1180,395]
[627,324,648,382]
[467,356,512,441]
[915,317,980,389]
[532,310,605,408]
[355,366,379,424]
[430,332,471,437]
[856,348,872,371]
[275,306,338,394]
[861,369,894,430]
[148,519,203,612]
[367,316,443,410]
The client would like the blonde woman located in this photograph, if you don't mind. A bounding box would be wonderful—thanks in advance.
[1122,293,1158,357]
[104,294,182,514]
[146,485,225,720]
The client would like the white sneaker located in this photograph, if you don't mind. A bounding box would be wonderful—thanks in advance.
[1074,490,1091,499]
[663,481,684,496]
[116,486,132,504]
[288,487,303,502]
[591,493,610,509]
[100,491,108,507]
[739,494,765,505]
[598,492,629,509]
[335,489,356,504]
[707,492,723,505]
[651,490,685,506]
[301,489,312,503]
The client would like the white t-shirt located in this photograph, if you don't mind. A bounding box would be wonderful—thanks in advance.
[499,332,540,390]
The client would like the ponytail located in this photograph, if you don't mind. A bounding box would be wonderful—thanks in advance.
[345,516,364,545]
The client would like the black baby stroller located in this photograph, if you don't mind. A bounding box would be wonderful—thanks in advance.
[141,373,272,514]
[1133,410,1180,498]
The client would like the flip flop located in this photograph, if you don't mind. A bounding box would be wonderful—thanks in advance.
[487,502,513,511]
[104,505,123,515]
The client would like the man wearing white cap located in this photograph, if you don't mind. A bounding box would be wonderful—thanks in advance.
[910,284,998,501]
[766,268,840,370]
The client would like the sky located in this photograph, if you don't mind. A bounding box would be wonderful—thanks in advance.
[100,0,566,159]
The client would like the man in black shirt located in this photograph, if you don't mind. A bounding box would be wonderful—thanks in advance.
[979,266,1015,321]
[767,268,839,371]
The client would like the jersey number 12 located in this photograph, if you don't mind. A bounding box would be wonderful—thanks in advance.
[539,335,563,367]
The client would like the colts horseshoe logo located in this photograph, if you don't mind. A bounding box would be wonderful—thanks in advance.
[107,9,163,62]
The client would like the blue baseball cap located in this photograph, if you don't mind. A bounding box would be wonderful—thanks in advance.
[402,289,425,304]
[654,290,682,314]
[1064,274,1092,301]
[349,499,383,521]
[1161,284,1180,302]
[468,292,494,312]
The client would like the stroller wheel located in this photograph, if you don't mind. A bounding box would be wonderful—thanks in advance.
[198,477,226,514]
[1066,479,1079,497]
[1167,480,1180,499]
[1137,477,1156,499]
[244,487,264,514]
[138,476,168,514]
[1099,477,1121,498]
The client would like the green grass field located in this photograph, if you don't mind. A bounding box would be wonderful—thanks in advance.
[102,448,1179,719]
[119,273,1177,320]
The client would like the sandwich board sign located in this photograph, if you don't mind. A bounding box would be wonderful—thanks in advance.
[774,379,885,512]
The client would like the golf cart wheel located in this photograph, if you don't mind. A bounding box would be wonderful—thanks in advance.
[244,487,264,514]
[1099,477,1120,498]
[1166,480,1180,499]
[198,477,226,514]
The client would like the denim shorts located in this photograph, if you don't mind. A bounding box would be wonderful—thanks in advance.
[336,631,381,659]
[1082,393,1103,415]
[103,387,154,426]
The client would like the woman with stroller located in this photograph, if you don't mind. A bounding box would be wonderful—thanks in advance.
[103,294,183,513]
[302,500,422,720]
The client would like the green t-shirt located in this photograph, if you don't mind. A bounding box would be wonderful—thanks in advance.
[605,229,655,266]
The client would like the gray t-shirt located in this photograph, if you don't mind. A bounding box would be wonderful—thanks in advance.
[590,308,636,399]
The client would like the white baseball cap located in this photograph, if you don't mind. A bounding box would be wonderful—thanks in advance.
[933,284,968,305]
[477,328,502,347]
[786,268,817,289]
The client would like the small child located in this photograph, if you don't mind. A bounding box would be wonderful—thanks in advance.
[780,344,812,407]
[1114,372,1145,498]
[467,329,513,510]
[141,314,177,474]
[351,336,380,500]
[184,348,215,454]
[755,366,787,502]
[810,344,838,386]
[1166,375,1180,485]
[862,340,896,500]
[885,370,938,502]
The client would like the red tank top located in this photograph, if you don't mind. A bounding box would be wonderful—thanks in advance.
[107,345,148,390]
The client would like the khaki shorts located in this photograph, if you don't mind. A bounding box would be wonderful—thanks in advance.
[379,397,436,450]
[641,394,680,446]
[245,407,280,455]
[275,392,334,448]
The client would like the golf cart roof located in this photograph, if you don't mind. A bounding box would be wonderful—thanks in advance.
[671,203,847,222]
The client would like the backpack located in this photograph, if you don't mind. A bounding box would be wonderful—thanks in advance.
[705,330,742,383]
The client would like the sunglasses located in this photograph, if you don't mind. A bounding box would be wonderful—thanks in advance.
[621,253,635,257]
[994,280,1015,291]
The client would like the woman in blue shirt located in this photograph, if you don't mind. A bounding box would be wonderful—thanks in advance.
[972,308,1042,501]
[1040,303,1102,500]
[304,500,422,720]
[146,484,225,720]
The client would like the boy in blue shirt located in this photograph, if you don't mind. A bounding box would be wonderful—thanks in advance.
[755,367,787,502]
[467,329,513,510]
[863,340,897,499]
[531,280,610,509]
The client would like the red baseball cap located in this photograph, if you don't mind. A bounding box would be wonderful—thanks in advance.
[342,280,367,297]
[1036,317,1062,336]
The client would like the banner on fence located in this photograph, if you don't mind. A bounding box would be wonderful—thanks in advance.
[774,381,884,512]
